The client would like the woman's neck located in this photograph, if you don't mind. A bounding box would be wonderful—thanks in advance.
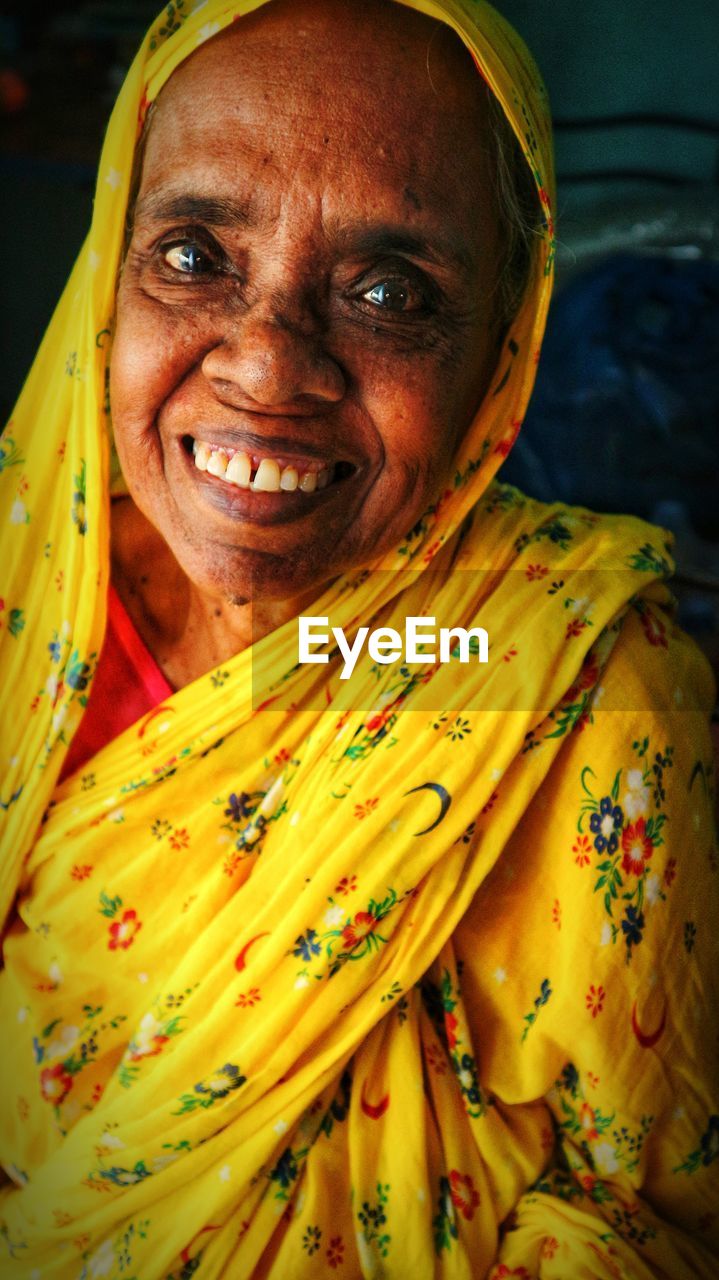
[110,495,325,690]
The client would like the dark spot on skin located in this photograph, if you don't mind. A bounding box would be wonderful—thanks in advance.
[139,575,148,584]
[214,608,222,617]
[323,135,330,144]
[404,186,422,210]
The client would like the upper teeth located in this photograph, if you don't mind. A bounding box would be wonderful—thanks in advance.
[193,440,332,493]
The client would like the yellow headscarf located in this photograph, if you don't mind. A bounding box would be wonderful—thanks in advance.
[1,3,716,1278]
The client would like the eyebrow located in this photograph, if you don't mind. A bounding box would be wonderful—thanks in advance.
[132,192,474,275]
[133,192,253,227]
[327,223,475,276]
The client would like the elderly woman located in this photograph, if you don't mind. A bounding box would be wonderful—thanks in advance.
[0,1,716,1277]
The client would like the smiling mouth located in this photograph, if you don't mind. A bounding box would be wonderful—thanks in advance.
[184,435,356,495]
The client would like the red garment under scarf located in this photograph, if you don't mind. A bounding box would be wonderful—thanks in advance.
[59,584,172,783]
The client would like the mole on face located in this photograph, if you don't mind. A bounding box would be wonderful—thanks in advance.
[404,186,422,210]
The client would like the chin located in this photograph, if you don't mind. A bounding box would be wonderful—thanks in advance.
[181,545,329,606]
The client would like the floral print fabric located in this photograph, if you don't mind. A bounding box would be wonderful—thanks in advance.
[0,2,716,1277]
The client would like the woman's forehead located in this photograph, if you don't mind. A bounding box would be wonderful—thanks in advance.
[162,0,482,106]
[140,0,495,247]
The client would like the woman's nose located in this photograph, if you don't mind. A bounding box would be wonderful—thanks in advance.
[201,312,346,409]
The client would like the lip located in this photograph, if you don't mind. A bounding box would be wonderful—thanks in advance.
[178,436,361,526]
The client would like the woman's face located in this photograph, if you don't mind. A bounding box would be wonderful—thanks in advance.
[111,0,503,604]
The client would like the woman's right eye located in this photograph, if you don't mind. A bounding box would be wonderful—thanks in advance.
[161,241,216,275]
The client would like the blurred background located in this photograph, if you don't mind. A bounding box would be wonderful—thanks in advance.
[1,0,717,673]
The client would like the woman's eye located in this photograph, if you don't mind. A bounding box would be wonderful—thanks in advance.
[162,242,215,275]
[362,280,422,312]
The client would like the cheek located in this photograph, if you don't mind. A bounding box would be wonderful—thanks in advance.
[111,287,202,439]
[357,350,472,485]
[109,314,176,517]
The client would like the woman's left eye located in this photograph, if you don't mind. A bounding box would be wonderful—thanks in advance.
[361,279,424,313]
[162,242,216,275]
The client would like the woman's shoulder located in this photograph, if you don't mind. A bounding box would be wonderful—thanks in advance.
[456,585,717,1104]
[460,480,675,579]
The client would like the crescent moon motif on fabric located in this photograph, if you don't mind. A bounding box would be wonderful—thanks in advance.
[403,781,452,836]
[631,998,667,1048]
[137,704,175,739]
[360,1080,390,1119]
[255,695,280,713]
[180,1224,221,1264]
[234,932,270,972]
